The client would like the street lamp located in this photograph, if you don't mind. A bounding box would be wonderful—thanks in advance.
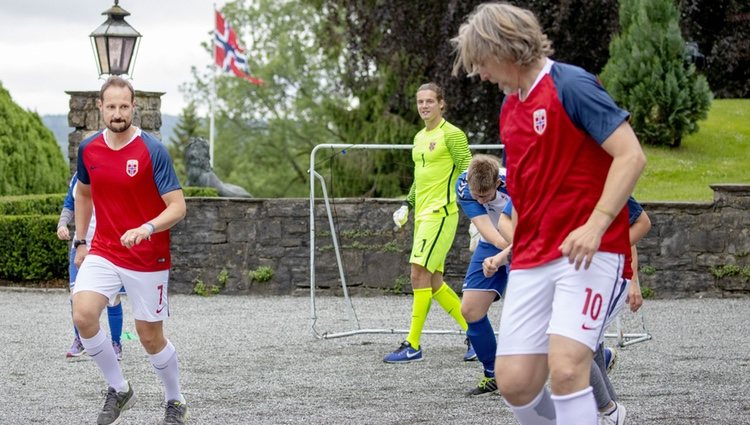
[89,0,141,77]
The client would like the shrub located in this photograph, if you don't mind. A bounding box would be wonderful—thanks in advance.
[600,0,712,147]
[0,194,66,215]
[641,286,655,299]
[248,266,274,283]
[0,215,68,281]
[183,186,220,197]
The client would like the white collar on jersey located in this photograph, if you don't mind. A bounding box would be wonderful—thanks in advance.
[103,126,142,150]
[519,58,554,102]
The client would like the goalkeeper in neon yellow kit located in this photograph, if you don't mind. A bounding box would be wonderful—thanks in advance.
[384,82,473,363]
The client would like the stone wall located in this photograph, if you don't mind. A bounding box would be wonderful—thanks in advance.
[637,184,750,297]
[65,90,164,176]
[171,185,750,298]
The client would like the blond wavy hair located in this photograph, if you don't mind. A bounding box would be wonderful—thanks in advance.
[451,2,554,75]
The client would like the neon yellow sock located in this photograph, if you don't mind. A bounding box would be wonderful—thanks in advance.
[406,288,432,350]
[433,282,468,331]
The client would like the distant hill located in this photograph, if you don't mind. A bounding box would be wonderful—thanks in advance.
[42,114,179,159]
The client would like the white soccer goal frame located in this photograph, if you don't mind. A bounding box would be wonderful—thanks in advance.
[308,143,652,347]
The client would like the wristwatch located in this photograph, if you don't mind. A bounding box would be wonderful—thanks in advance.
[73,239,87,248]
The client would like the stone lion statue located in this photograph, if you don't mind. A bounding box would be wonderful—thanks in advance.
[185,137,252,198]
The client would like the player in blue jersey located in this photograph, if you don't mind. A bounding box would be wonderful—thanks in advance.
[456,154,511,395]
[57,173,125,361]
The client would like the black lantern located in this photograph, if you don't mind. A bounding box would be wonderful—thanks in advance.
[89,1,141,77]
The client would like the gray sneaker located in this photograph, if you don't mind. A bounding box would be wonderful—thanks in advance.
[66,337,86,359]
[466,376,498,396]
[162,400,189,424]
[97,381,135,425]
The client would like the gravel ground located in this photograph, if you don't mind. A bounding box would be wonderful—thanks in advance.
[0,288,748,424]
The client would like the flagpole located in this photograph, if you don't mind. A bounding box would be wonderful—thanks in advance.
[209,3,217,168]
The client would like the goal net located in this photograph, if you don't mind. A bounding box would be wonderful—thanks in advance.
[308,143,651,347]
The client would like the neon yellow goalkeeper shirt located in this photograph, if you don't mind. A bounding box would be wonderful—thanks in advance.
[406,119,471,219]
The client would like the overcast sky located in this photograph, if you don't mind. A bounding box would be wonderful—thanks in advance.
[0,0,226,116]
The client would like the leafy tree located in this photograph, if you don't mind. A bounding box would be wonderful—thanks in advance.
[315,0,621,197]
[600,0,712,147]
[169,101,206,184]
[679,0,749,98]
[314,0,499,198]
[526,0,619,73]
[0,82,67,195]
[184,0,351,197]
[183,0,662,196]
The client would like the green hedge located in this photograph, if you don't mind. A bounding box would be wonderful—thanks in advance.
[0,215,68,281]
[0,194,65,215]
[183,186,219,197]
[0,188,215,284]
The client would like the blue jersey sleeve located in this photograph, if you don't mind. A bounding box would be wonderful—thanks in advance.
[502,199,513,217]
[143,132,181,195]
[455,172,487,219]
[626,196,644,226]
[63,174,77,210]
[552,63,630,144]
[76,132,101,185]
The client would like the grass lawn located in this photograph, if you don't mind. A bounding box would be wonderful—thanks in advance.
[634,98,750,202]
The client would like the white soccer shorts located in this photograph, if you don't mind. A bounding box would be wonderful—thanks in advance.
[73,254,170,322]
[496,252,625,355]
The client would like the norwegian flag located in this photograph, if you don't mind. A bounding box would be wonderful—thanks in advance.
[214,10,263,85]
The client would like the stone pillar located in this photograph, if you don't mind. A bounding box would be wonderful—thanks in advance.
[65,90,165,176]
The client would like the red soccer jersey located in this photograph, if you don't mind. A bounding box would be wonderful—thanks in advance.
[501,59,631,270]
[77,128,181,271]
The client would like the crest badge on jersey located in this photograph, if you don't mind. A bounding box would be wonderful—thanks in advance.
[126,159,139,177]
[429,141,436,151]
[533,109,547,135]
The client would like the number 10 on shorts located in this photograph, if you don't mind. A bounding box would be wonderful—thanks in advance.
[582,287,603,321]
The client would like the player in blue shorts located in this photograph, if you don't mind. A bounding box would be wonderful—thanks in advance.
[57,172,125,360]
[456,154,511,395]
[590,196,651,425]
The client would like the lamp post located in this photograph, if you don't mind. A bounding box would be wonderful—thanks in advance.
[89,0,141,77]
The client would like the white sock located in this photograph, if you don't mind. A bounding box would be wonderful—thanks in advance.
[149,340,184,403]
[81,328,127,392]
[551,386,597,425]
[505,387,556,425]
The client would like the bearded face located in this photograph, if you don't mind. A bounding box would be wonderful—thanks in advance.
[99,85,135,134]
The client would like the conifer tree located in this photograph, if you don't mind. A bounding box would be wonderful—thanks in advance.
[169,101,206,184]
[0,83,67,195]
[600,0,712,147]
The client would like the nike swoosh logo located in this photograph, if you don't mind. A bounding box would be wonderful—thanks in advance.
[406,350,420,358]
[581,323,596,330]
[156,305,166,314]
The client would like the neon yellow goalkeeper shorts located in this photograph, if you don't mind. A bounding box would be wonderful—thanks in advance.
[409,212,458,273]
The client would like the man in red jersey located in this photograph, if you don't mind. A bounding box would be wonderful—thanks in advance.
[72,76,188,425]
[452,3,646,425]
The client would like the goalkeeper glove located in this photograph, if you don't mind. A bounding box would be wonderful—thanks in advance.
[392,205,409,228]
